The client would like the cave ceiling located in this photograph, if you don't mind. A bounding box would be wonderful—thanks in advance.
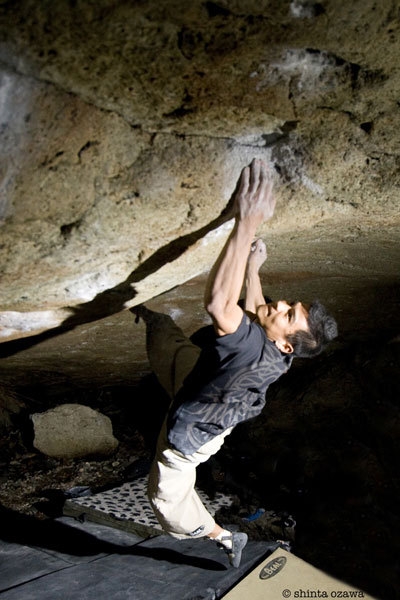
[0,0,399,386]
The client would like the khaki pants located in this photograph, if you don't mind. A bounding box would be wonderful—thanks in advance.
[144,310,232,539]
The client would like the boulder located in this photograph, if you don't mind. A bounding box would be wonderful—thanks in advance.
[31,403,119,459]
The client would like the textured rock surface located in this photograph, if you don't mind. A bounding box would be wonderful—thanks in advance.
[31,403,119,458]
[0,0,399,343]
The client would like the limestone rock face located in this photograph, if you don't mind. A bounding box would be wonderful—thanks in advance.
[31,403,119,459]
[0,0,399,345]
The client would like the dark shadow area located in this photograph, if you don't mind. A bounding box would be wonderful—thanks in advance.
[112,375,171,455]
[214,337,400,600]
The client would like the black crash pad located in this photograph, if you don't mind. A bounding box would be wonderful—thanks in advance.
[0,515,281,600]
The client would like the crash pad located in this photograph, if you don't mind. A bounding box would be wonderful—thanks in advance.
[222,548,378,599]
[63,475,233,537]
[0,517,281,600]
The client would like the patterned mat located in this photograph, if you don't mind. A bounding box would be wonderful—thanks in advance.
[63,476,233,538]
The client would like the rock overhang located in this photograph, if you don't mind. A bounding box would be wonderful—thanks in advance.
[0,0,398,361]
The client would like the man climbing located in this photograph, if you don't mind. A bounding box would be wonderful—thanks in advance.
[133,158,337,568]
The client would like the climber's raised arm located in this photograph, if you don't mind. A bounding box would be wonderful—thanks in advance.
[244,238,268,319]
[204,159,276,336]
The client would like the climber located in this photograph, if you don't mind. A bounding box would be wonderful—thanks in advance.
[132,158,338,568]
